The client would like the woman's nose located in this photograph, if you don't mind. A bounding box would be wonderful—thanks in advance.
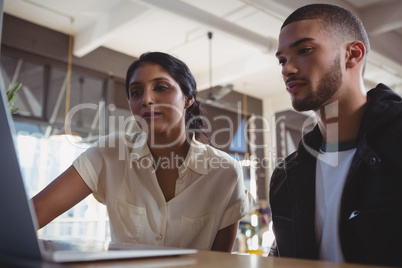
[142,90,154,107]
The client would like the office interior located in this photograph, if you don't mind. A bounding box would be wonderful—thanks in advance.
[1,0,402,256]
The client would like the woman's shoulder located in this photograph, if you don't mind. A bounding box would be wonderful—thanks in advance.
[205,144,235,160]
[203,144,242,172]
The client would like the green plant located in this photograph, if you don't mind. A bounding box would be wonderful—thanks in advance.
[7,82,22,114]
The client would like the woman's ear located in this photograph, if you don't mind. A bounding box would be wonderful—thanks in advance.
[185,97,195,109]
[345,41,365,70]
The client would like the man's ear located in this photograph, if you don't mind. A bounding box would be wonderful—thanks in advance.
[185,97,195,109]
[345,41,365,70]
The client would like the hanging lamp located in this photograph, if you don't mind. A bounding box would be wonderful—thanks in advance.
[206,31,233,101]
[51,18,82,142]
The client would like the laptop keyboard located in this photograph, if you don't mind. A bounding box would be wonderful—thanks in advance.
[40,239,108,252]
[41,239,77,251]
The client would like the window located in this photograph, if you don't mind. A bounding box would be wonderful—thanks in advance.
[1,55,45,118]
[16,127,110,240]
[1,52,111,241]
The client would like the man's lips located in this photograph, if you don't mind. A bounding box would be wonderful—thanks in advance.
[142,111,161,120]
[286,80,306,94]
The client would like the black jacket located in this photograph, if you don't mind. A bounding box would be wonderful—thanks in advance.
[269,84,402,266]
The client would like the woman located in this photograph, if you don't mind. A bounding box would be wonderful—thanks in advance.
[33,52,253,252]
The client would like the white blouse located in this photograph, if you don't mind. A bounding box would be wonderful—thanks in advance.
[73,131,254,250]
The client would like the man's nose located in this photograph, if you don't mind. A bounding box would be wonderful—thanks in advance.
[282,58,298,78]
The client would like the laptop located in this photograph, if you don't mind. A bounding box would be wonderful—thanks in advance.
[0,88,197,264]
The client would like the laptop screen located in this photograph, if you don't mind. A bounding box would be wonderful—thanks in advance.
[0,87,42,259]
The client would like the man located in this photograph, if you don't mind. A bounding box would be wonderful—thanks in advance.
[270,3,402,266]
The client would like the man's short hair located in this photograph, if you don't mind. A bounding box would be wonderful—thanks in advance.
[282,4,370,72]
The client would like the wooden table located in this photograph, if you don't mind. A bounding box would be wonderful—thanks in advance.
[1,250,390,268]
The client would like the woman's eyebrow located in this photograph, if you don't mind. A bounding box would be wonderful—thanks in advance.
[151,77,170,82]
[129,77,170,86]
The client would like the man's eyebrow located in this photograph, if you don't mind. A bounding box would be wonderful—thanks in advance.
[276,38,315,57]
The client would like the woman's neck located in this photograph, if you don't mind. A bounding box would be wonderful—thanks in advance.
[148,130,190,160]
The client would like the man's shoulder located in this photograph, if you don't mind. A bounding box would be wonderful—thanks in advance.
[367,84,402,116]
[270,151,298,185]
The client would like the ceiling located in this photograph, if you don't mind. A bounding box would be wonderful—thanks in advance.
[4,0,402,100]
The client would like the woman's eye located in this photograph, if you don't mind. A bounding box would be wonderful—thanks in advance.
[155,85,168,91]
[130,88,143,98]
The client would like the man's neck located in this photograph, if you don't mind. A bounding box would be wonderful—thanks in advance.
[316,93,367,144]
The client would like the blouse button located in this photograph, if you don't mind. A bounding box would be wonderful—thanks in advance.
[155,234,163,241]
[369,157,377,166]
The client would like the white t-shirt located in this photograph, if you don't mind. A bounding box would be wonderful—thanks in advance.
[315,142,357,262]
[73,131,254,250]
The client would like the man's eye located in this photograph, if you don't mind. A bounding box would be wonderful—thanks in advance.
[278,59,286,66]
[299,47,311,55]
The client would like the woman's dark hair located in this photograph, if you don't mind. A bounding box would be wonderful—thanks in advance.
[125,52,209,144]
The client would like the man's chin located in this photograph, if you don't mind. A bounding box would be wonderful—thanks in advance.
[292,96,321,112]
[292,100,308,112]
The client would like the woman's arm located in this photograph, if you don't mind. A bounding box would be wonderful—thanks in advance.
[211,221,239,252]
[32,165,92,229]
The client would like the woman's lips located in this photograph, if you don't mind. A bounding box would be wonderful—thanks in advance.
[142,111,161,120]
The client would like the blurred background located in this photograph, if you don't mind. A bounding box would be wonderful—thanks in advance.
[1,0,401,255]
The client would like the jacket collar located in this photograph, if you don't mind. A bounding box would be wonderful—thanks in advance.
[358,83,402,140]
[284,124,322,173]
